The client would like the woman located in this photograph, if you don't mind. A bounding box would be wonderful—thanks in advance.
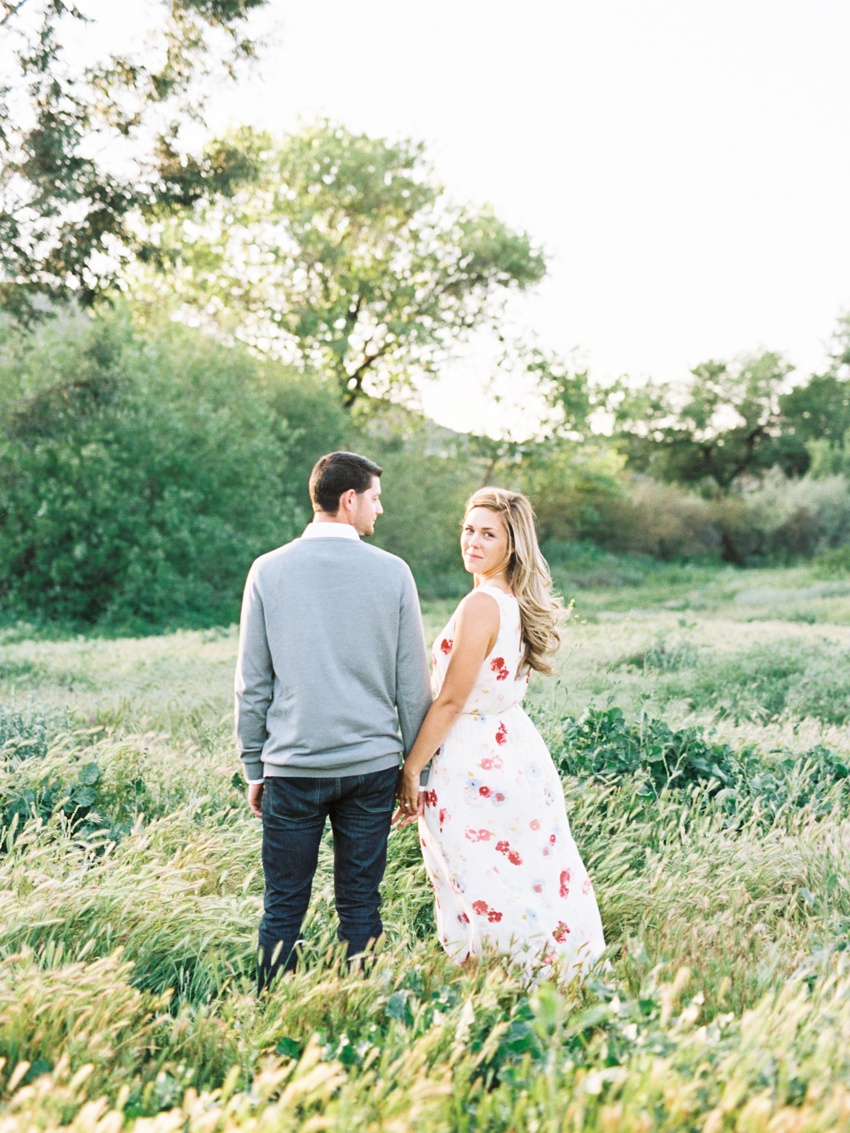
[396,488,605,980]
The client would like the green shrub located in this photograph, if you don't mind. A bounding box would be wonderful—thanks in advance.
[0,309,309,628]
[812,543,850,578]
[592,478,721,560]
[715,471,850,565]
[537,704,850,824]
[0,707,71,761]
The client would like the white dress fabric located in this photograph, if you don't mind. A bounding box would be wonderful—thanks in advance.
[419,585,605,980]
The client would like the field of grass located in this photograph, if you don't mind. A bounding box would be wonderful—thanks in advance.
[2,560,850,1130]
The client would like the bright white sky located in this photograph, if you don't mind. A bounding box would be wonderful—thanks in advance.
[83,0,850,435]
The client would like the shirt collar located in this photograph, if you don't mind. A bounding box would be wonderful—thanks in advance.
[301,522,360,541]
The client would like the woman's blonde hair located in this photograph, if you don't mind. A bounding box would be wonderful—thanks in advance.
[464,487,562,676]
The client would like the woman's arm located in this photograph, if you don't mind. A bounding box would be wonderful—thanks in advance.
[395,590,500,821]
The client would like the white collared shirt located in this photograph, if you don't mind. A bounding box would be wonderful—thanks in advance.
[300,522,360,541]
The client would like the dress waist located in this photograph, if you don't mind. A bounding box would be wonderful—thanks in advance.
[459,703,525,717]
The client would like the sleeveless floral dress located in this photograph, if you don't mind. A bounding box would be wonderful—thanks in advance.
[418,585,605,979]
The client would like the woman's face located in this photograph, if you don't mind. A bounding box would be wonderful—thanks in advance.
[461,506,510,578]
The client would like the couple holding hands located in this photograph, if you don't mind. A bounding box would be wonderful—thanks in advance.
[235,451,605,990]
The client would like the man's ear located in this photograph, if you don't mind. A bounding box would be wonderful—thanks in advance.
[339,488,357,515]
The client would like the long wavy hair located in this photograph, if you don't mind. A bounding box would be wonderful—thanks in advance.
[464,487,562,676]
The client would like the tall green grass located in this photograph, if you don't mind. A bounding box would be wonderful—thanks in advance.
[2,563,850,1129]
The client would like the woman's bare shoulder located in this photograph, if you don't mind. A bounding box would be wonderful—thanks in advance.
[456,588,501,622]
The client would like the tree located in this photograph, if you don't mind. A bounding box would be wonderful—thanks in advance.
[0,0,266,322]
[137,121,547,407]
[0,307,304,625]
[777,313,850,451]
[609,352,807,490]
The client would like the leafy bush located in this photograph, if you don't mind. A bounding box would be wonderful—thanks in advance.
[0,309,309,628]
[812,543,850,578]
[516,441,626,543]
[539,705,850,823]
[0,707,71,761]
[715,471,850,564]
[543,540,650,590]
[593,478,721,561]
[547,706,744,795]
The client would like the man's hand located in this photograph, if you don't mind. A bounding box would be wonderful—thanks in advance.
[393,767,424,827]
[248,782,264,818]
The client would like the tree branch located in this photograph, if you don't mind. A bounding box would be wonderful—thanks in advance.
[0,0,30,28]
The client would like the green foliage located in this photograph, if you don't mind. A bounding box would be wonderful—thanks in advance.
[547,469,850,567]
[2,586,850,1128]
[812,543,850,577]
[547,705,744,794]
[0,308,305,627]
[0,706,71,761]
[0,0,266,322]
[139,121,546,406]
[610,352,808,490]
[515,440,626,543]
[595,477,721,560]
[540,705,850,826]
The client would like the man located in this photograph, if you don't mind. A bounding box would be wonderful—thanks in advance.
[235,450,432,990]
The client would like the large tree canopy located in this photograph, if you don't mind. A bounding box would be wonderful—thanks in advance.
[138,121,547,406]
[0,0,266,322]
[608,352,807,490]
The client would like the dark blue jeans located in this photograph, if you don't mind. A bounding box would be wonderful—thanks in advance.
[258,765,398,991]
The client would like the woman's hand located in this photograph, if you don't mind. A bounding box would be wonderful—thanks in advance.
[393,767,423,827]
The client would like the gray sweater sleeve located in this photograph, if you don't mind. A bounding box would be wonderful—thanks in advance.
[234,563,273,782]
[395,566,433,770]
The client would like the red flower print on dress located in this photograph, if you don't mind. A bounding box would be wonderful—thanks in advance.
[479,785,492,798]
[549,834,557,845]
[424,790,438,808]
[582,877,593,896]
[495,723,507,746]
[458,911,470,924]
[440,638,453,654]
[490,657,510,681]
[559,869,571,898]
[494,840,523,866]
[465,827,493,842]
[529,818,541,831]
[533,881,543,894]
[471,899,503,923]
[480,755,503,771]
[439,808,447,827]
[553,921,571,943]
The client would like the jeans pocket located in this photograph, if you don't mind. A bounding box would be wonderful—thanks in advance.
[351,767,398,815]
[264,778,325,823]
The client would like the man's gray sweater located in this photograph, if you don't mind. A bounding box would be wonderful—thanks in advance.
[234,531,432,781]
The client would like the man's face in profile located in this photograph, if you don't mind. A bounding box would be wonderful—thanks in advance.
[352,476,383,536]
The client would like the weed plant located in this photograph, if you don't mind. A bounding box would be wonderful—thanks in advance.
[1,564,850,1129]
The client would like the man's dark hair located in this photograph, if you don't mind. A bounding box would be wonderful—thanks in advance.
[309,451,382,514]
